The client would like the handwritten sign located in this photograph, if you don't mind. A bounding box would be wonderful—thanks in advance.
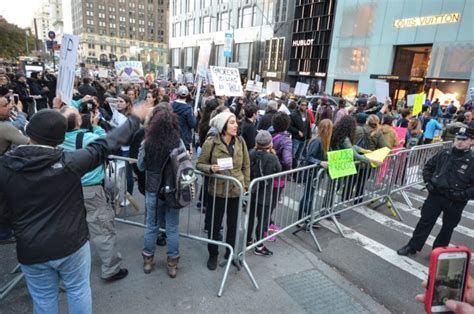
[327,148,357,179]
[56,34,79,105]
[364,147,391,168]
[375,81,389,102]
[412,92,425,116]
[115,61,144,83]
[294,82,309,96]
[245,80,263,93]
[184,73,194,84]
[280,82,290,93]
[210,66,243,97]
[197,42,212,76]
[266,81,282,97]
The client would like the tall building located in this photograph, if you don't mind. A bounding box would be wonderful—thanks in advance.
[287,0,337,92]
[49,0,64,41]
[326,0,474,104]
[71,0,169,75]
[32,2,52,50]
[169,0,294,83]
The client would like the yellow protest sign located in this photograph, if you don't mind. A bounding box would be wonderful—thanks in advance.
[412,92,425,116]
[364,147,391,168]
[327,148,357,179]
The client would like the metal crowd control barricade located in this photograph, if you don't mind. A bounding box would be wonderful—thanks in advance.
[109,154,245,297]
[239,164,322,290]
[388,142,448,208]
[0,264,23,301]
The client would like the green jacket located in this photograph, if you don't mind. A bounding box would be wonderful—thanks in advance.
[197,135,250,198]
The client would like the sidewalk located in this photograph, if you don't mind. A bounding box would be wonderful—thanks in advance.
[0,213,388,314]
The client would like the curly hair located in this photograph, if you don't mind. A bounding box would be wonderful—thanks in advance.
[272,112,291,133]
[144,111,181,170]
[331,115,356,147]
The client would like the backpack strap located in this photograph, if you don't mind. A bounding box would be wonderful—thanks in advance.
[75,132,85,149]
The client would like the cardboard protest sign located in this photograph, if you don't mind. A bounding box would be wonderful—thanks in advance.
[278,103,290,115]
[173,68,182,81]
[412,92,425,116]
[115,61,144,83]
[184,73,194,84]
[364,147,391,168]
[210,66,243,97]
[98,68,109,78]
[327,148,357,179]
[110,109,128,128]
[280,82,290,93]
[406,94,415,107]
[394,127,407,149]
[197,42,212,76]
[245,80,263,93]
[56,34,79,105]
[375,81,389,102]
[294,82,309,96]
[266,81,282,97]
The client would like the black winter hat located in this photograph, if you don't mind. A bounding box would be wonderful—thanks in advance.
[26,110,67,146]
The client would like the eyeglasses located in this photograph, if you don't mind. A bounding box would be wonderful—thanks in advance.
[455,137,469,141]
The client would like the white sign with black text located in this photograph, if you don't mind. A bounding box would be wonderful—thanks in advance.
[56,34,79,105]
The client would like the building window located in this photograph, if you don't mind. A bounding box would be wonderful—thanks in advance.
[172,48,180,67]
[100,44,107,50]
[201,16,210,33]
[237,43,251,68]
[333,80,358,99]
[186,19,194,35]
[392,45,432,78]
[220,11,230,31]
[239,7,253,28]
[185,47,194,67]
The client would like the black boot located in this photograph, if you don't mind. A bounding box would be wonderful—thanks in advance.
[397,244,416,256]
[156,232,167,246]
[207,255,218,271]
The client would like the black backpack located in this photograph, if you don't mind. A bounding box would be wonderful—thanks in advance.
[159,146,196,209]
[356,128,371,150]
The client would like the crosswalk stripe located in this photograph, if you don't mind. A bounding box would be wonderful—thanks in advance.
[403,191,474,221]
[353,206,474,266]
[393,201,474,239]
[318,220,428,280]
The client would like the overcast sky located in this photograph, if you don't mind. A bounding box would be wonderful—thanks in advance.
[2,0,72,33]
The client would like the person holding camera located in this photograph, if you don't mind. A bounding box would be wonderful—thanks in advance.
[59,105,128,282]
[397,127,474,256]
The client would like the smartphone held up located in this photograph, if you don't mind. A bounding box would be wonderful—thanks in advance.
[425,246,471,314]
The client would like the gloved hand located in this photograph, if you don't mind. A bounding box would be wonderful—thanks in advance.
[449,190,468,201]
[425,181,435,193]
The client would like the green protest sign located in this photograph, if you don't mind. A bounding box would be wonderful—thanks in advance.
[327,148,357,179]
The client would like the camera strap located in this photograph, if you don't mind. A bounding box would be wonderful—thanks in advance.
[75,132,85,149]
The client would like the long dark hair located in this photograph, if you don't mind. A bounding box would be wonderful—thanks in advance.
[198,98,220,143]
[144,111,181,169]
[331,115,356,148]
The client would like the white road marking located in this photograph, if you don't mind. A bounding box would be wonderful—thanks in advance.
[402,191,474,221]
[393,201,474,239]
[318,219,428,280]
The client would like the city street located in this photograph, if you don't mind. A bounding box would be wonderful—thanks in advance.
[1,183,472,313]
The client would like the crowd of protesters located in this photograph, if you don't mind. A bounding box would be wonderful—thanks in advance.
[0,62,473,313]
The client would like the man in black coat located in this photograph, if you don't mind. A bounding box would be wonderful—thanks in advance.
[28,71,49,111]
[78,77,98,97]
[0,105,147,313]
[240,103,258,151]
[397,127,474,256]
[257,100,277,131]
[288,99,311,168]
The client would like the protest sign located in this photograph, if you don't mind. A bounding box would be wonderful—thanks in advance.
[470,87,474,102]
[394,126,407,149]
[110,109,128,128]
[327,148,357,179]
[364,147,391,168]
[245,80,263,93]
[294,82,309,96]
[173,68,182,81]
[412,92,425,116]
[278,103,290,115]
[266,81,282,97]
[406,93,415,107]
[375,81,389,102]
[280,82,290,93]
[115,61,144,83]
[184,73,194,84]
[56,34,79,105]
[197,42,212,76]
[210,66,243,97]
[98,68,109,78]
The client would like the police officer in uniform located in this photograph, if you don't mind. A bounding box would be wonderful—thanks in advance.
[397,127,474,256]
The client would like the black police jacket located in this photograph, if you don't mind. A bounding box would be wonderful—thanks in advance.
[0,116,140,264]
[422,147,474,200]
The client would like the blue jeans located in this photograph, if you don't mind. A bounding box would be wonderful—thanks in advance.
[143,191,180,257]
[292,139,305,168]
[20,242,92,314]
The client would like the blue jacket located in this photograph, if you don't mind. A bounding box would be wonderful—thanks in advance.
[60,127,107,186]
[172,100,196,147]
[424,119,443,140]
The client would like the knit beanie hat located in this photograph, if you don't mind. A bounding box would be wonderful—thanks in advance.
[210,111,235,134]
[256,130,273,148]
[26,109,67,146]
